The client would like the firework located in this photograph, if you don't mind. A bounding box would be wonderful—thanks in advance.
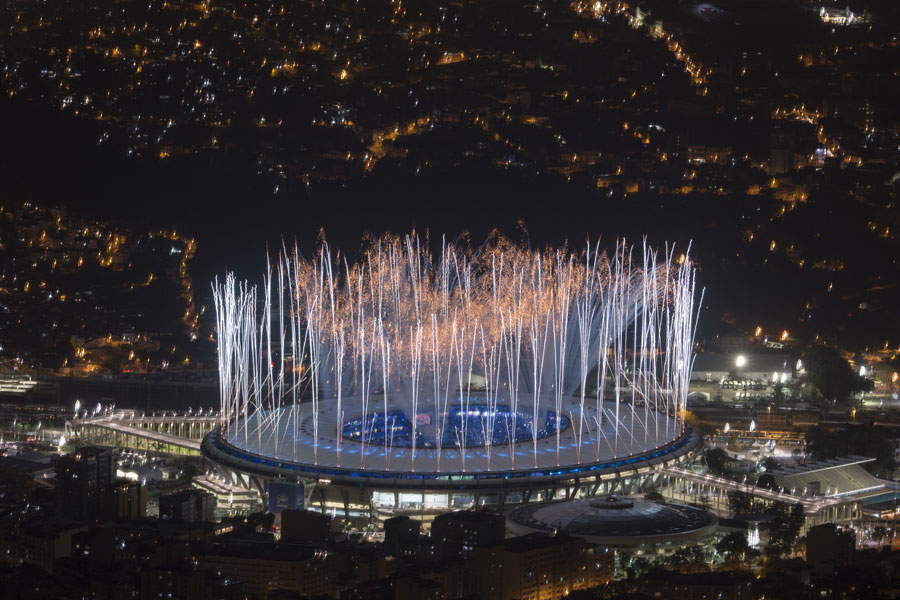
[213,233,700,474]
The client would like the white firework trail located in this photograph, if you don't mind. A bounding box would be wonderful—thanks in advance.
[212,233,701,473]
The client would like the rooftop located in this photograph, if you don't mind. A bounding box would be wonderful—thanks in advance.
[767,456,883,497]
[692,352,793,374]
[507,497,718,547]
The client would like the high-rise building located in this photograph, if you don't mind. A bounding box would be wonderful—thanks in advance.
[53,446,114,522]
[201,539,339,599]
[108,481,147,521]
[159,489,216,523]
[473,533,611,600]
[430,510,505,561]
[769,131,794,175]
[0,520,88,574]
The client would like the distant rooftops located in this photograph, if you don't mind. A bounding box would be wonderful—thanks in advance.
[0,455,55,477]
[692,352,793,377]
[68,446,113,460]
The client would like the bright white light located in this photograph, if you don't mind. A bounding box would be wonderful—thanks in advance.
[735,355,746,368]
[724,422,730,433]
[749,420,756,432]
[859,366,867,377]
[748,522,760,547]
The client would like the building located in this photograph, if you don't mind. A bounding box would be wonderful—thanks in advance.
[0,455,55,483]
[192,474,262,515]
[762,456,884,498]
[769,131,794,175]
[140,564,209,600]
[280,510,331,544]
[383,515,433,562]
[385,515,420,546]
[107,481,147,520]
[53,446,114,522]
[645,571,754,600]
[201,538,339,600]
[806,523,855,566]
[507,496,718,555]
[430,510,505,561]
[473,533,612,600]
[0,519,87,574]
[159,489,216,523]
[392,561,472,600]
[691,352,794,384]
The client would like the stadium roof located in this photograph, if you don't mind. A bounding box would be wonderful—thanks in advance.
[767,456,883,497]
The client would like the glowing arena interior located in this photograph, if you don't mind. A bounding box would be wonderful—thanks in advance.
[201,233,703,520]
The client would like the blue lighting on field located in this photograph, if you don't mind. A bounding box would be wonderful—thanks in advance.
[339,403,569,449]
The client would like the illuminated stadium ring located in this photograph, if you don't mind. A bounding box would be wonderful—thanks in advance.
[201,395,702,517]
[205,233,703,515]
[201,418,699,486]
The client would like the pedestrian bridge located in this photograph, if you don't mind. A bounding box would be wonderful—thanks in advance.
[661,466,861,526]
[69,411,221,455]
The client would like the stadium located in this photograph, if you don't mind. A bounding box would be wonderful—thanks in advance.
[201,233,703,520]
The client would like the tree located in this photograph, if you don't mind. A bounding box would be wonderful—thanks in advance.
[772,382,786,403]
[625,556,653,580]
[716,531,752,567]
[803,346,873,406]
[728,490,758,516]
[667,546,711,573]
[644,490,665,503]
[761,457,781,472]
[805,425,897,477]
[716,531,749,556]
[765,502,805,557]
[705,447,737,477]
[243,511,275,533]
[684,410,713,435]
